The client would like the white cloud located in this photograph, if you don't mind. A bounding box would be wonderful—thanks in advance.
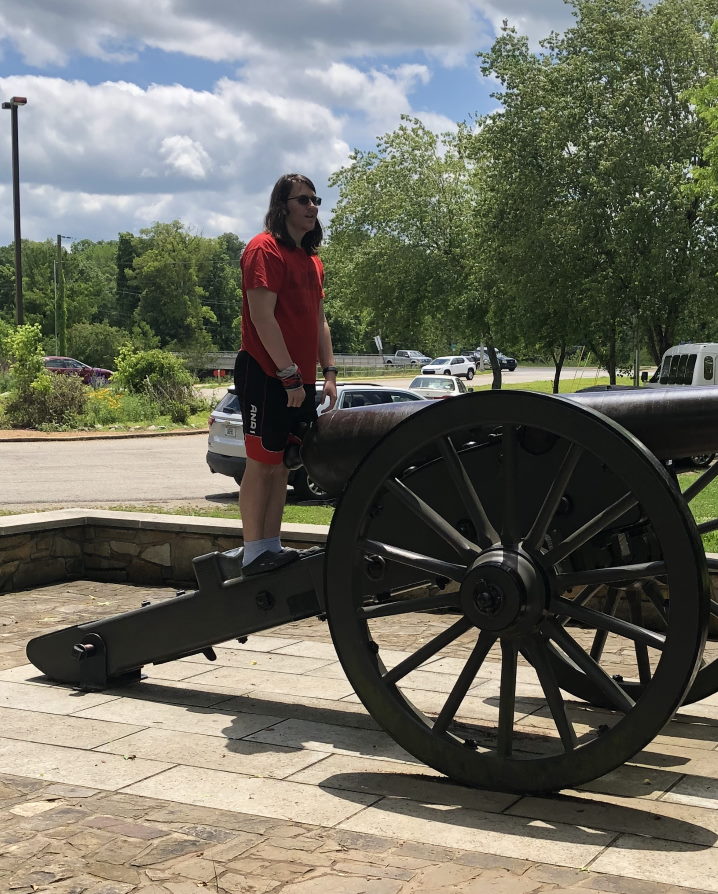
[158,135,212,180]
[480,1,575,43]
[0,1,573,68]
[0,1,485,66]
[0,1,573,243]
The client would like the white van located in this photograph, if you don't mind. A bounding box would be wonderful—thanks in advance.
[645,343,718,388]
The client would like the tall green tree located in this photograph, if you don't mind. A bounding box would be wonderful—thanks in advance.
[470,0,718,384]
[327,117,477,357]
[127,221,213,349]
[115,232,139,329]
[199,234,243,351]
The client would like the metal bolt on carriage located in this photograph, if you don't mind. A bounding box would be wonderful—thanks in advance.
[25,388,718,795]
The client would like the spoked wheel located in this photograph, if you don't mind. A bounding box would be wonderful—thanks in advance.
[674,465,718,703]
[324,391,709,794]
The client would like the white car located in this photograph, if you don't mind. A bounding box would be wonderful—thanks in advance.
[206,382,424,500]
[409,374,469,399]
[420,355,476,379]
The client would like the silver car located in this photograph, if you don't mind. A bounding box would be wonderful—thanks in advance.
[206,382,424,500]
[409,374,469,399]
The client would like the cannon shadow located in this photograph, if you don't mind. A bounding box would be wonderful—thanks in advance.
[317,772,718,852]
[105,678,718,853]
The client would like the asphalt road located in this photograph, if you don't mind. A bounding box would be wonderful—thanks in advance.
[0,432,235,512]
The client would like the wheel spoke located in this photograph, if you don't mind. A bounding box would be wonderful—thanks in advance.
[697,517,718,535]
[497,639,518,756]
[384,478,479,561]
[501,425,520,547]
[432,630,497,734]
[589,587,619,661]
[556,560,666,589]
[383,616,473,685]
[556,583,604,627]
[436,435,499,548]
[521,637,577,751]
[543,492,638,566]
[359,590,460,620]
[640,580,669,628]
[627,588,653,685]
[682,459,718,503]
[550,595,666,650]
[542,619,635,712]
[363,538,466,581]
[524,442,582,551]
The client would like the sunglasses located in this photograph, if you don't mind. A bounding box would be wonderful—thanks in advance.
[287,194,322,207]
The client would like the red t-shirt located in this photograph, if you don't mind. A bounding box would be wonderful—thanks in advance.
[240,232,324,384]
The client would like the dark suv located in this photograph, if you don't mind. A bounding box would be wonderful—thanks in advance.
[496,352,518,371]
[467,349,518,371]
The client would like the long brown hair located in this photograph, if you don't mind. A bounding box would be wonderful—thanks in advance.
[264,173,323,255]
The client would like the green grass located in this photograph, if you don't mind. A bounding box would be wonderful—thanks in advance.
[471,375,637,393]
[678,471,718,553]
[102,502,335,526]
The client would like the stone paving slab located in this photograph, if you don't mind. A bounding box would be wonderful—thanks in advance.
[0,579,716,894]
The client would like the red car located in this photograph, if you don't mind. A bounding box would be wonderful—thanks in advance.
[43,356,113,384]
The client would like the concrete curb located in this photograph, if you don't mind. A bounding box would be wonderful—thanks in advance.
[0,427,208,442]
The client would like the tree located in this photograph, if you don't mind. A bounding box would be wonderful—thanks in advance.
[115,232,139,328]
[470,0,718,385]
[67,321,126,369]
[127,221,212,348]
[199,234,243,351]
[327,117,478,357]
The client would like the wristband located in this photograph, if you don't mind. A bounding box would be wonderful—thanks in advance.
[322,365,338,377]
[277,362,298,379]
[281,372,304,390]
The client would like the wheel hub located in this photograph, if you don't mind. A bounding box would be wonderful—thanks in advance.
[460,547,547,634]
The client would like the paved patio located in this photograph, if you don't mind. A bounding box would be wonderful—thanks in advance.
[0,579,716,894]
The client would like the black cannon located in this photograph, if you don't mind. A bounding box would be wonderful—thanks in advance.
[25,388,718,795]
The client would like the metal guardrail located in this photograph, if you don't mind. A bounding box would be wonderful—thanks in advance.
[194,352,389,373]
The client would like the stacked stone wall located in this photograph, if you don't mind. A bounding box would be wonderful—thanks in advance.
[0,512,326,593]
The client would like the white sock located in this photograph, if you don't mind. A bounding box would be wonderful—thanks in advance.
[243,538,277,565]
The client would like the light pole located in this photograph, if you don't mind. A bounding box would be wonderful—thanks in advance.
[2,96,27,325]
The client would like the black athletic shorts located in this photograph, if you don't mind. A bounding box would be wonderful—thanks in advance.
[234,350,317,465]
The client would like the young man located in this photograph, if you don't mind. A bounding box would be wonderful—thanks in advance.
[234,173,337,576]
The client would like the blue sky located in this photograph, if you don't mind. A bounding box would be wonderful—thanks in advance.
[0,0,573,247]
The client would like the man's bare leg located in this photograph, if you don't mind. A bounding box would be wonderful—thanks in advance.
[239,458,290,542]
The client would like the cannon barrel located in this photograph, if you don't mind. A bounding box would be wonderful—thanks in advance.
[302,386,718,496]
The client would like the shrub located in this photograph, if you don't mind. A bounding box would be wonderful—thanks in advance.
[2,371,87,429]
[113,346,194,394]
[166,399,190,424]
[6,322,46,393]
[113,346,202,420]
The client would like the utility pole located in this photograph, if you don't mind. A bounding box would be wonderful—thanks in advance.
[2,96,27,325]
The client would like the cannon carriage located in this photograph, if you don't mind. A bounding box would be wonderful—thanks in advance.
[25,388,718,794]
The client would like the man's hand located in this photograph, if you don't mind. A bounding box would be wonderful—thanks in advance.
[323,378,338,410]
[286,386,306,408]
